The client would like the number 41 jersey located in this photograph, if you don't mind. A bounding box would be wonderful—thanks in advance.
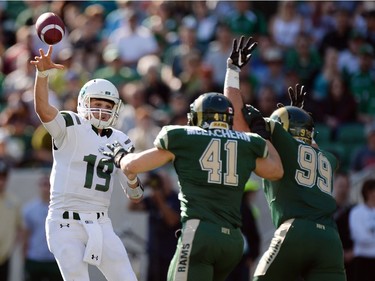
[154,125,268,229]
[44,111,133,212]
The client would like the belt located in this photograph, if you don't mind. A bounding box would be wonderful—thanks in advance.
[62,211,104,220]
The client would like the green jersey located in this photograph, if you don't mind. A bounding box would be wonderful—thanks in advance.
[154,125,267,229]
[264,119,338,228]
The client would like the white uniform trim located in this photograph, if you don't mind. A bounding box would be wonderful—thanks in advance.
[173,219,200,281]
[254,218,294,276]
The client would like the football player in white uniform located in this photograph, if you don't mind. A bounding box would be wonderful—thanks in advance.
[30,45,143,281]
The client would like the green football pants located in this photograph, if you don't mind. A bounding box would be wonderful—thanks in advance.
[253,218,346,281]
[168,219,244,281]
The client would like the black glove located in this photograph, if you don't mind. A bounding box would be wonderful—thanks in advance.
[242,104,270,140]
[277,84,306,109]
[103,141,134,168]
[228,36,258,70]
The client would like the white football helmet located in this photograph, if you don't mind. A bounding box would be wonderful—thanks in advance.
[77,79,121,129]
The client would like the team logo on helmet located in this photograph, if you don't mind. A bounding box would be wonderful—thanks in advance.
[270,106,314,144]
[187,92,234,129]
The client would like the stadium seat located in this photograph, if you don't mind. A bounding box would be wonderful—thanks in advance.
[336,123,366,145]
[314,123,332,145]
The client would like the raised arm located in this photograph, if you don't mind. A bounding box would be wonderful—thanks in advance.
[30,45,64,122]
[224,36,257,132]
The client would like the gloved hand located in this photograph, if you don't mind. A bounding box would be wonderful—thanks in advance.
[242,104,270,140]
[277,84,306,109]
[103,141,134,168]
[227,36,258,71]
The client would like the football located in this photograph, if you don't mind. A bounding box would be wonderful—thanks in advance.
[35,12,65,45]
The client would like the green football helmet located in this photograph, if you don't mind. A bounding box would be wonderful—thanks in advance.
[187,92,234,130]
[270,106,314,144]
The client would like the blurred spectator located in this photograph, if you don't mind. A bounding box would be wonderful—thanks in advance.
[363,8,375,49]
[178,49,205,103]
[256,85,278,117]
[22,173,62,281]
[128,170,180,281]
[257,46,287,100]
[349,178,375,281]
[225,1,267,39]
[203,21,233,86]
[136,55,171,111]
[48,48,89,99]
[319,7,353,56]
[127,105,161,152]
[226,179,261,281]
[350,122,375,173]
[333,172,355,281]
[93,44,139,89]
[166,92,189,126]
[198,64,222,96]
[103,0,138,38]
[68,4,106,73]
[348,43,375,124]
[0,96,35,167]
[116,81,146,134]
[108,9,159,70]
[285,31,322,89]
[0,160,22,281]
[141,1,178,52]
[313,47,341,102]
[163,20,205,79]
[318,75,358,133]
[269,1,306,50]
[14,1,49,30]
[296,1,336,46]
[31,124,53,168]
[3,52,34,98]
[59,2,82,34]
[240,78,257,106]
[338,30,367,80]
[2,25,34,75]
[185,1,218,50]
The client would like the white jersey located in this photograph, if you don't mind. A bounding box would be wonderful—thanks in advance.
[43,111,133,213]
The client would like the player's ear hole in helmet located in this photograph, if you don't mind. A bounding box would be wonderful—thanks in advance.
[77,79,121,129]
[270,106,315,144]
[187,92,234,130]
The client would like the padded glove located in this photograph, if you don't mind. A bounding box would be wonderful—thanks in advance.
[103,141,134,168]
[242,104,270,140]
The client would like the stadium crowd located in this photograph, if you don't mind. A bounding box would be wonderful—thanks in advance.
[0,1,375,281]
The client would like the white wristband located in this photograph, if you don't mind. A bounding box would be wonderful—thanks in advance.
[224,67,240,90]
[126,183,144,200]
[127,177,138,185]
[36,69,52,78]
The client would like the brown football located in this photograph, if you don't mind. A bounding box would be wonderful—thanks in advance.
[35,12,65,45]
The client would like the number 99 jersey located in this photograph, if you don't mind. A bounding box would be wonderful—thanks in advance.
[264,119,338,228]
[154,124,268,229]
[43,111,133,213]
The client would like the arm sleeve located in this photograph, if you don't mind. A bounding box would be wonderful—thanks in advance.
[42,112,67,148]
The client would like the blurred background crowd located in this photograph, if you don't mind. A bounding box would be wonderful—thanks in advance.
[0,1,375,281]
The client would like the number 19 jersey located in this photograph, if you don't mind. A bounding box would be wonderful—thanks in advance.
[44,111,133,212]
